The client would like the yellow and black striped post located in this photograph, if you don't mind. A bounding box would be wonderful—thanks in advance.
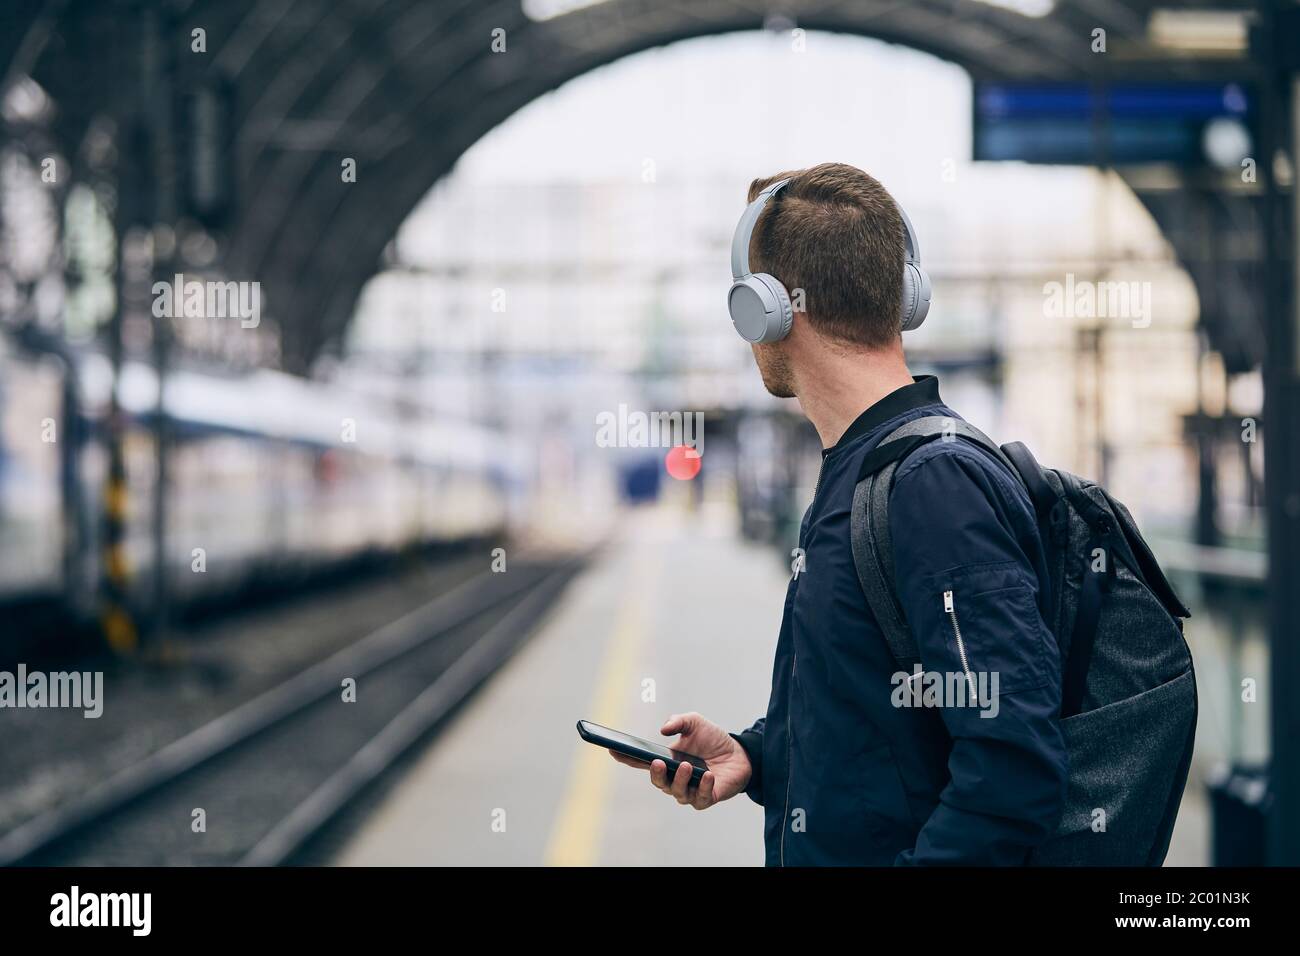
[100,413,137,654]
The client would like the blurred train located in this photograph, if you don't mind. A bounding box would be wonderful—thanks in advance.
[0,324,517,629]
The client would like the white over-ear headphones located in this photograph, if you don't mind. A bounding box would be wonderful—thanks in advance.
[727,177,931,343]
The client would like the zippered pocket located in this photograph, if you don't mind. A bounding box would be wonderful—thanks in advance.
[924,562,1055,696]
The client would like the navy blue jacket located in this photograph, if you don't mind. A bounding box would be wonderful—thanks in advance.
[734,376,1067,865]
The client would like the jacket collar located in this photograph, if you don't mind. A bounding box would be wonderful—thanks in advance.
[824,375,942,456]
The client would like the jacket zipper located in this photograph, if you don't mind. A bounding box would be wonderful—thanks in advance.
[780,652,794,866]
[782,457,825,866]
[943,590,978,700]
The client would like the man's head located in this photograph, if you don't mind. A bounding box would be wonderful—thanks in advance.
[740,163,907,397]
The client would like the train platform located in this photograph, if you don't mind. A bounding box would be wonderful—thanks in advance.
[332,500,784,866]
[331,498,1212,867]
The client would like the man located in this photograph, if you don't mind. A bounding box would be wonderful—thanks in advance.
[610,162,1068,865]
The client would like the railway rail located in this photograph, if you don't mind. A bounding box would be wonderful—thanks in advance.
[0,553,588,866]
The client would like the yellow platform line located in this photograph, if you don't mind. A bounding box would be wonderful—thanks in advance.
[544,544,662,867]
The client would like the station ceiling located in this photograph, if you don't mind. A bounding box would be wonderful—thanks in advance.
[1,0,1262,372]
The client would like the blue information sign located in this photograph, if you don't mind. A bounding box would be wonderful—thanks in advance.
[973,83,1253,167]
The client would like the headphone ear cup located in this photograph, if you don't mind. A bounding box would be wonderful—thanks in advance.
[729,273,793,343]
[900,262,931,332]
[757,273,794,342]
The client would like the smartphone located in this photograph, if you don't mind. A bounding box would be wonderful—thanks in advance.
[576,719,709,786]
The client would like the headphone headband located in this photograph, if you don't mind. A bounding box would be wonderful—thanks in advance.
[730,178,923,277]
[730,178,791,279]
[898,202,921,264]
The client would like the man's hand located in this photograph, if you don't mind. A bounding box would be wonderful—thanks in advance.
[608,712,752,810]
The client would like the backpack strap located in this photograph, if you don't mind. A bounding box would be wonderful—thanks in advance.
[1060,532,1113,717]
[851,455,918,666]
[1001,441,1059,526]
[850,416,1017,667]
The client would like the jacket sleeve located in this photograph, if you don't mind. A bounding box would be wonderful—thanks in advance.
[887,448,1067,865]
[731,719,765,805]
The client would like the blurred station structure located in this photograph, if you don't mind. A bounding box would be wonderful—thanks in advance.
[0,0,1298,866]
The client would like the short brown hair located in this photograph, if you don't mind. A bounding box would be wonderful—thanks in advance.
[746,162,905,348]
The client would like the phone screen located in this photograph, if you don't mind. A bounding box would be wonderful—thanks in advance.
[578,720,708,769]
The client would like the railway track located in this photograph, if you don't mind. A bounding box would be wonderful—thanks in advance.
[0,553,587,866]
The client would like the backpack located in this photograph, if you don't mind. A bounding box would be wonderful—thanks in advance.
[849,415,1198,866]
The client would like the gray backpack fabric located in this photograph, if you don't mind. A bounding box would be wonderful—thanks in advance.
[850,416,1197,866]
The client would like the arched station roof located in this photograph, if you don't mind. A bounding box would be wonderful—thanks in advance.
[1,0,1260,370]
